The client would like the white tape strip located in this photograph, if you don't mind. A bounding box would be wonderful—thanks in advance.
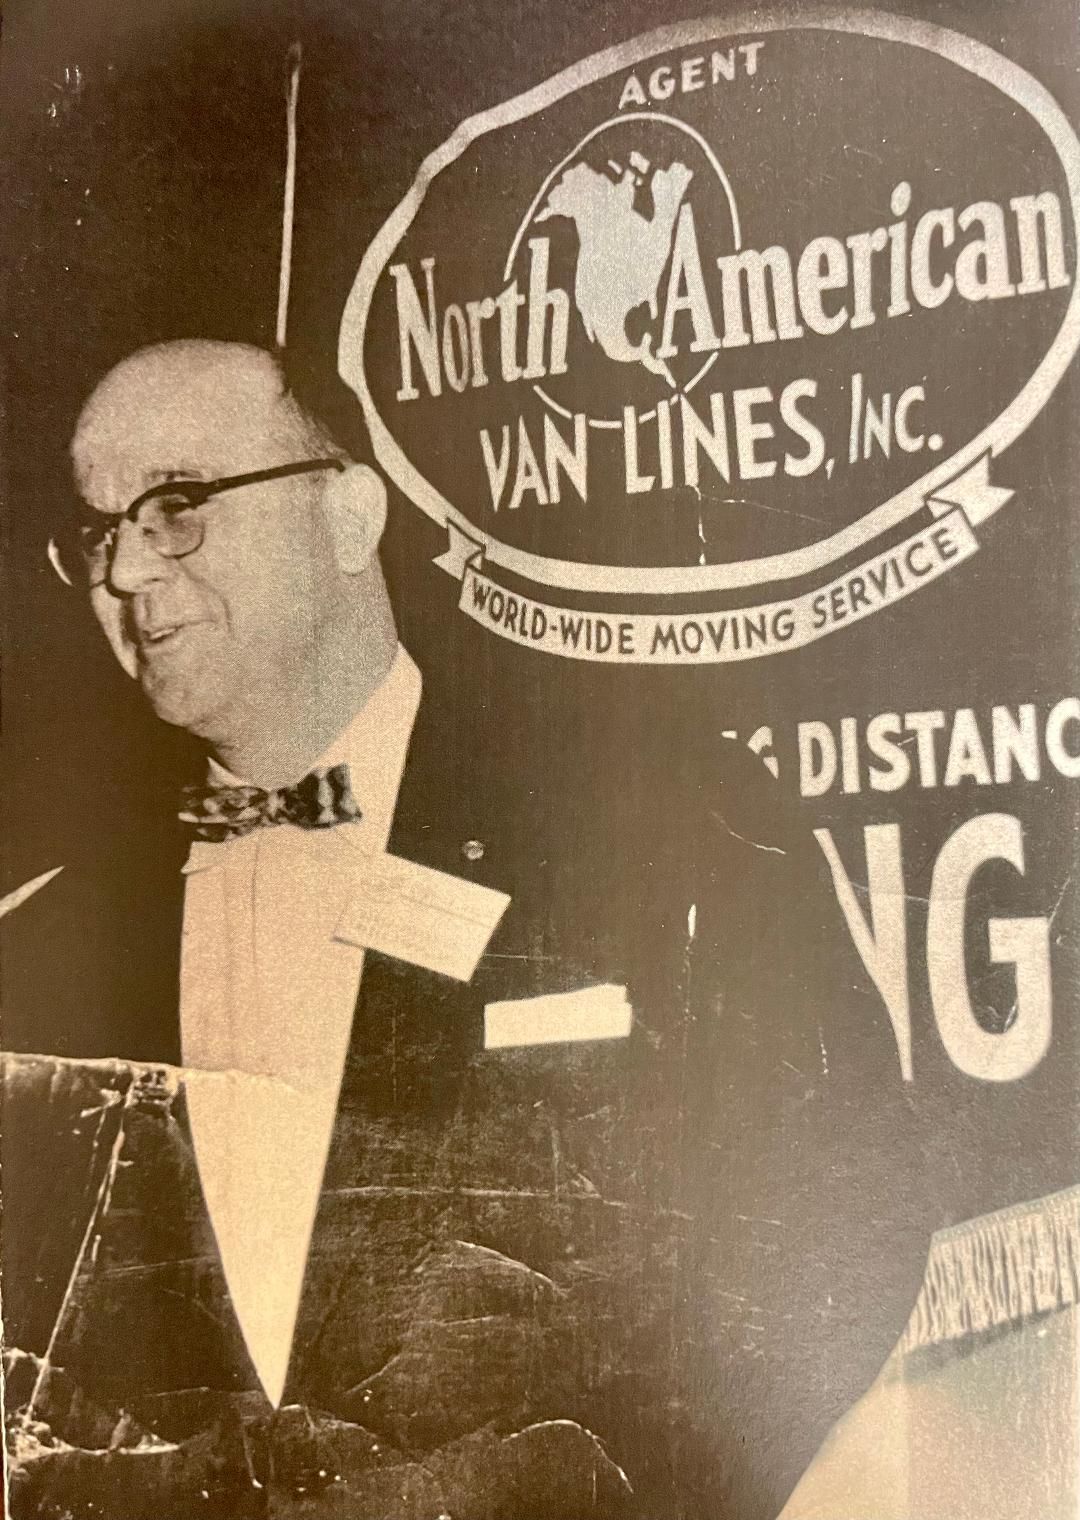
[484,983,632,1049]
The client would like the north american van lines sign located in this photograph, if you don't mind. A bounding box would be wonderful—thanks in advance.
[340,9,1080,663]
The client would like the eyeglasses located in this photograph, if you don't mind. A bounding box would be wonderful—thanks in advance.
[48,457,345,590]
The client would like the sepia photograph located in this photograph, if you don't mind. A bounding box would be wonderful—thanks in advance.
[2,2,1078,1516]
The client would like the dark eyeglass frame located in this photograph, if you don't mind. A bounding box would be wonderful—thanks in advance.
[48,456,346,589]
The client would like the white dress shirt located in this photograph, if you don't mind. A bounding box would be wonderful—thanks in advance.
[179,648,421,1407]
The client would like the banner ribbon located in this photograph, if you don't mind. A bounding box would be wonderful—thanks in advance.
[431,455,1008,664]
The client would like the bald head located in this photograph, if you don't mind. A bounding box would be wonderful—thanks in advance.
[72,341,329,507]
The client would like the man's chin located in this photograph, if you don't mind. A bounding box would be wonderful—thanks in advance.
[139,670,226,739]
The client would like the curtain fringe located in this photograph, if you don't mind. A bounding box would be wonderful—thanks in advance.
[900,1185,1080,1354]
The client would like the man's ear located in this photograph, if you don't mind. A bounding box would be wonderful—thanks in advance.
[324,464,387,573]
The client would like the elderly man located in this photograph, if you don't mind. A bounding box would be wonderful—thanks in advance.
[2,338,928,1520]
[63,338,433,1412]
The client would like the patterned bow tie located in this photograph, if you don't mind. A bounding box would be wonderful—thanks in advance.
[179,762,362,842]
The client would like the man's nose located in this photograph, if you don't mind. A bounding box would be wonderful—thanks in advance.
[106,516,172,594]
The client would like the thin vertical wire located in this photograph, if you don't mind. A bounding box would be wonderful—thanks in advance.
[276,44,303,350]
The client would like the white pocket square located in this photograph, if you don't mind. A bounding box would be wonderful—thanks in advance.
[484,983,632,1050]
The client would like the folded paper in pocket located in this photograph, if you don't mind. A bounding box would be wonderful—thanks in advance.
[484,983,632,1050]
[335,853,510,982]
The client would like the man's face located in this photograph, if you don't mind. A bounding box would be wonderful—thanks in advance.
[71,343,343,743]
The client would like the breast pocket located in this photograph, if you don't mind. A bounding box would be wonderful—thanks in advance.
[483,982,633,1051]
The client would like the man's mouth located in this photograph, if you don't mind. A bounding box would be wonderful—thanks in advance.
[137,621,200,650]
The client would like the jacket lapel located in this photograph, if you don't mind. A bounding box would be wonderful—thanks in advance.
[281,694,519,1405]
